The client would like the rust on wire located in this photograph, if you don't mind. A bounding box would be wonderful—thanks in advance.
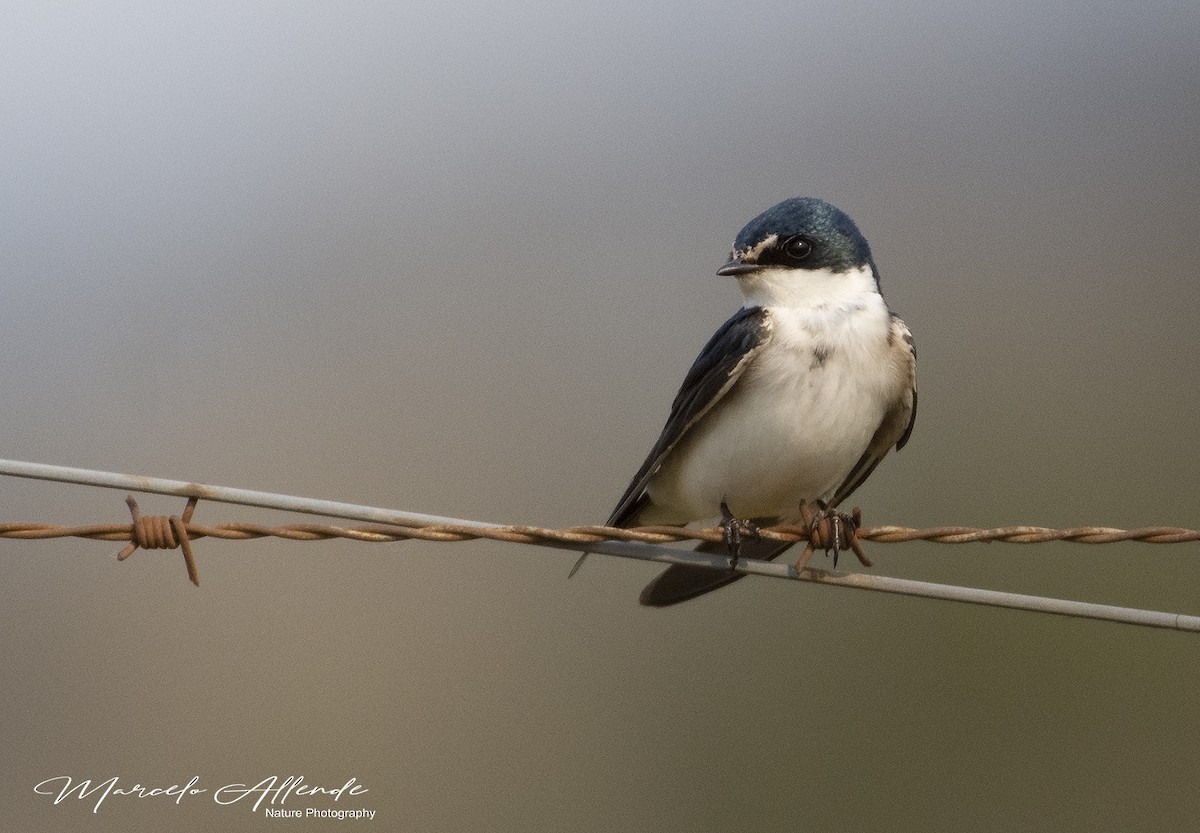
[1,501,1199,554]
[116,495,201,586]
[859,525,1200,544]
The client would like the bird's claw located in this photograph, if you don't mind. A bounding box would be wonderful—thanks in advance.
[719,499,760,571]
[794,500,871,573]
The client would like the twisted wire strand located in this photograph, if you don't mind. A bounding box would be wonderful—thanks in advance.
[2,458,1198,632]
[1,520,1198,547]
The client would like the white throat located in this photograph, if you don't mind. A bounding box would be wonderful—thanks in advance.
[736,264,880,310]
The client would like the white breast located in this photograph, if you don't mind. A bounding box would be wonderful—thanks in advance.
[642,265,904,524]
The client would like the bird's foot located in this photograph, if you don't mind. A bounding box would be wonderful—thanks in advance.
[719,499,760,571]
[794,500,871,573]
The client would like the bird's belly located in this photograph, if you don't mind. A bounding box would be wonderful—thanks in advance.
[645,349,888,524]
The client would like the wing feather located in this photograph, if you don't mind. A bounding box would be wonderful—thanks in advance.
[608,306,773,527]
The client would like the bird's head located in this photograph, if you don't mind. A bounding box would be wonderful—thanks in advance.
[719,197,880,308]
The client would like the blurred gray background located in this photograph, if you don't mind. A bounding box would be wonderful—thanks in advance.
[3,1,1199,830]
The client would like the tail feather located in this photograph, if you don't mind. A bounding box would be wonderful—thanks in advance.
[639,537,797,607]
[567,552,589,578]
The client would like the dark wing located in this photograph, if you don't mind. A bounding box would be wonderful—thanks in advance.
[640,314,917,607]
[608,306,773,527]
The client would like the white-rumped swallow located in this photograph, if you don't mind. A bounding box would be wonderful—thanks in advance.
[576,197,916,606]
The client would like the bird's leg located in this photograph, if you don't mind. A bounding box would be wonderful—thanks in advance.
[815,499,842,567]
[719,499,760,571]
[822,500,842,566]
[797,500,871,571]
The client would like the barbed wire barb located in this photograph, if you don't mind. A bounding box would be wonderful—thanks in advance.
[117,495,201,586]
[0,458,1198,632]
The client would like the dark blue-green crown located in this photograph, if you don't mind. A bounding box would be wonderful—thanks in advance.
[731,197,875,275]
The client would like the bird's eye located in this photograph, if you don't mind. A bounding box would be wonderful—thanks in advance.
[782,235,813,262]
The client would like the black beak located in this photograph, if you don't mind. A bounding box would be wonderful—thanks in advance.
[716,259,765,277]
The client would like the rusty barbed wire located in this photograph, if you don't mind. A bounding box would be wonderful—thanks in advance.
[3,513,1198,549]
[3,458,1199,632]
[116,496,201,585]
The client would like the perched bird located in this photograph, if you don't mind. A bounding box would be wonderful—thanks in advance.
[582,197,916,606]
